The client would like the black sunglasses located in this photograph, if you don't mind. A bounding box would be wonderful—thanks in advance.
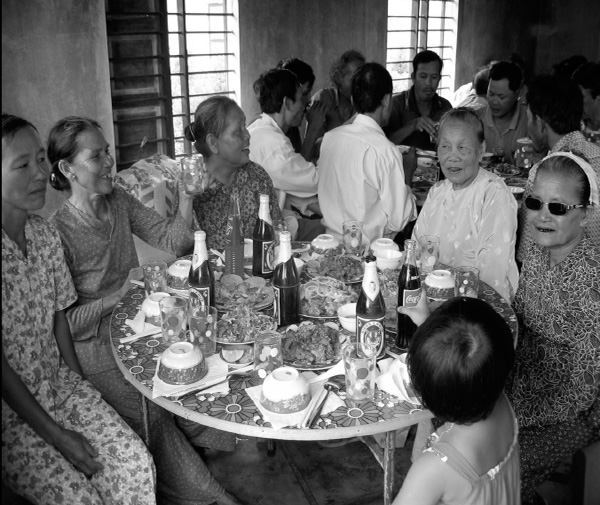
[524,196,586,216]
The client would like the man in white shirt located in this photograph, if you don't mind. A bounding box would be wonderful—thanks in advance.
[318,62,417,244]
[248,69,323,218]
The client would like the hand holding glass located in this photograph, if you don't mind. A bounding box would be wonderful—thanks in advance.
[181,154,208,195]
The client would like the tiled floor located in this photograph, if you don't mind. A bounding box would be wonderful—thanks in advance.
[206,429,416,505]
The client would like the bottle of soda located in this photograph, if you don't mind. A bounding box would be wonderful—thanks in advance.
[397,239,421,349]
[356,256,386,358]
[224,188,244,277]
[252,194,274,278]
[188,230,215,307]
[272,231,300,326]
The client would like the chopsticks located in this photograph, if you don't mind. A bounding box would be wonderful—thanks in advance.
[120,327,161,344]
[130,279,189,298]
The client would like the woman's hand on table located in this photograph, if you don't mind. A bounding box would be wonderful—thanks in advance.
[397,286,430,327]
[54,428,104,477]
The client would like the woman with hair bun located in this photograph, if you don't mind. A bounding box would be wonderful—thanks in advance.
[186,95,283,249]
[47,116,244,505]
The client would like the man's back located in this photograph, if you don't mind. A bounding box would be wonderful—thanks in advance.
[318,114,416,243]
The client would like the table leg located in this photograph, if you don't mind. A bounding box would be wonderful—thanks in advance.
[141,394,150,447]
[383,430,395,505]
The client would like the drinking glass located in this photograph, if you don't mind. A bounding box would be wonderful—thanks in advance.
[342,220,363,256]
[454,266,480,298]
[181,154,208,195]
[188,305,217,357]
[159,296,189,343]
[142,261,168,296]
[254,331,283,381]
[342,342,377,402]
[418,235,440,274]
[492,147,505,164]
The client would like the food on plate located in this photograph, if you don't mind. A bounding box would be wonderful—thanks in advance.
[260,366,311,414]
[217,305,277,343]
[493,163,521,177]
[158,342,206,385]
[283,320,343,365]
[305,254,363,282]
[215,274,273,310]
[504,177,526,188]
[300,276,358,317]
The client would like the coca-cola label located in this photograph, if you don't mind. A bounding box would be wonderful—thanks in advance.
[403,288,421,307]
[262,241,274,274]
[189,287,210,308]
[357,317,385,357]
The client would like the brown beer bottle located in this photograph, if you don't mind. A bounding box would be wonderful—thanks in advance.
[272,231,300,326]
[356,256,386,358]
[252,194,274,278]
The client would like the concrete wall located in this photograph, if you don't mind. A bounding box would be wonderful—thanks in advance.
[2,0,113,219]
[238,0,387,118]
[456,0,600,87]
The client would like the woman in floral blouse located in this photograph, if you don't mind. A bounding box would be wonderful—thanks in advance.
[507,152,600,504]
[48,116,243,505]
[185,95,283,249]
[2,114,156,504]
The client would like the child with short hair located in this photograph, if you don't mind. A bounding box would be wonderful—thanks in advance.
[393,296,519,505]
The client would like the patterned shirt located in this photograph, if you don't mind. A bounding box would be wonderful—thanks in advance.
[192,161,283,249]
[2,215,78,428]
[413,169,519,301]
[509,237,600,428]
[516,131,600,263]
[50,186,194,374]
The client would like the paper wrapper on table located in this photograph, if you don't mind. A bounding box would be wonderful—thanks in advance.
[375,356,420,405]
[152,355,229,398]
[125,314,160,334]
[246,371,345,430]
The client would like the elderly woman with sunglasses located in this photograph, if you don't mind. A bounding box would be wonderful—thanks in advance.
[507,152,600,504]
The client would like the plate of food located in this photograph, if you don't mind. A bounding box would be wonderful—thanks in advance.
[282,320,348,370]
[504,177,526,188]
[300,276,358,318]
[494,164,521,177]
[215,274,274,312]
[216,305,277,344]
[305,254,364,283]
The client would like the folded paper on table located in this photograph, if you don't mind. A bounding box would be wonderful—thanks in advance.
[126,310,149,333]
[307,360,345,384]
[152,355,229,398]
[375,356,420,405]
[246,371,344,430]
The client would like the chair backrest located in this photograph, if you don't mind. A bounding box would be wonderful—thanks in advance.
[114,154,181,218]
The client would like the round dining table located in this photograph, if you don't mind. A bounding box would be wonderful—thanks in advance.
[110,273,517,505]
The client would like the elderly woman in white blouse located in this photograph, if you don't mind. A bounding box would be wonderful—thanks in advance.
[413,108,518,301]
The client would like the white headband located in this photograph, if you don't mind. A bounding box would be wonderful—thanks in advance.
[541,151,599,206]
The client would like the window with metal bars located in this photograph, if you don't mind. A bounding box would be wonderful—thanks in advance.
[167,0,240,160]
[386,0,458,100]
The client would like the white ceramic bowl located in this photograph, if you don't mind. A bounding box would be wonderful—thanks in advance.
[311,234,340,251]
[141,292,171,325]
[370,238,400,255]
[417,157,434,168]
[167,259,191,289]
[397,145,411,154]
[424,269,455,301]
[416,149,436,158]
[375,249,404,270]
[260,366,311,414]
[158,342,206,385]
[337,303,357,333]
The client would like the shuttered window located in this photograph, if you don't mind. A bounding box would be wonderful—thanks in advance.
[386,0,458,100]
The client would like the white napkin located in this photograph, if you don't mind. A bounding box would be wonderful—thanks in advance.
[375,355,420,405]
[246,371,344,430]
[125,310,159,333]
[152,355,229,398]
[307,360,345,384]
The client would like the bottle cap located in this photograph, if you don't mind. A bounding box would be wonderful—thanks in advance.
[194,230,206,240]
[279,230,291,243]
[404,239,417,249]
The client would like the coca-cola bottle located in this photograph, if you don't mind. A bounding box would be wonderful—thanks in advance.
[356,256,386,358]
[397,239,421,349]
[224,188,244,276]
[272,231,300,326]
[188,230,215,307]
[252,194,274,278]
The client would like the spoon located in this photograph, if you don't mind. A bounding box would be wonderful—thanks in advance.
[306,381,341,428]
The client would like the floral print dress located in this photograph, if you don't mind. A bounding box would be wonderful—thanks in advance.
[2,215,156,504]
